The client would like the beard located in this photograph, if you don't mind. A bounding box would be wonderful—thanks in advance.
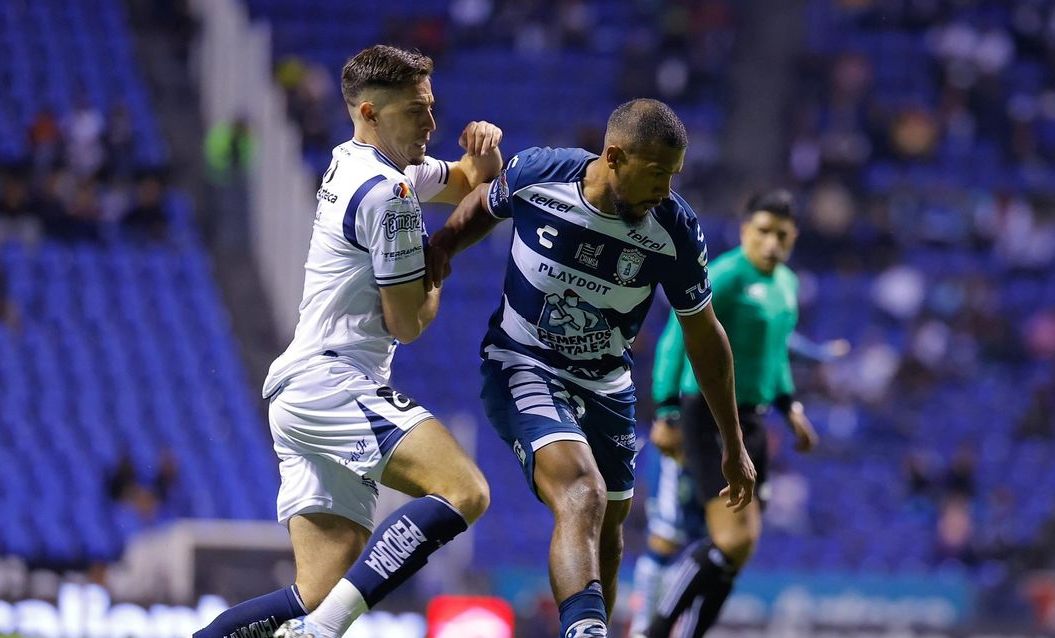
[613,197,646,227]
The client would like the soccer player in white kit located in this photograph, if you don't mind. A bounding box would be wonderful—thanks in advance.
[192,45,502,638]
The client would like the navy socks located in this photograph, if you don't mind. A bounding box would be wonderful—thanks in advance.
[559,580,608,637]
[346,494,468,608]
[193,585,305,638]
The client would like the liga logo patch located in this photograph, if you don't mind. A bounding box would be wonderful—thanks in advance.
[488,170,510,211]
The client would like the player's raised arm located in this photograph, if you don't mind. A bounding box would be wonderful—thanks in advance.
[678,306,757,511]
[426,120,503,204]
[426,183,499,290]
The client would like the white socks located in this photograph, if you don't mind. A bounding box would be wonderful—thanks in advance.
[306,579,368,637]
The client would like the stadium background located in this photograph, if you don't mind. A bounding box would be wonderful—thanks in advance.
[1,0,1054,636]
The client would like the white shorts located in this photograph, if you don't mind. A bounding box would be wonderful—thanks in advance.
[269,355,434,530]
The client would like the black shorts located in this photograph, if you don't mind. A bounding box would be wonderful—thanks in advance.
[680,395,769,507]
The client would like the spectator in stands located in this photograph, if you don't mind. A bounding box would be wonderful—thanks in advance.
[889,107,941,160]
[104,102,137,180]
[203,115,255,250]
[0,165,41,243]
[0,265,20,332]
[107,448,181,528]
[27,107,63,175]
[944,444,977,500]
[64,95,106,178]
[291,65,337,154]
[448,0,494,46]
[1016,377,1055,440]
[903,451,935,514]
[59,179,105,242]
[935,495,977,566]
[122,173,168,240]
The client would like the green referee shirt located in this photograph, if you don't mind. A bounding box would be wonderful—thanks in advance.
[652,246,799,411]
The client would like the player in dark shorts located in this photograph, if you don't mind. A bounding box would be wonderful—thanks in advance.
[644,189,847,637]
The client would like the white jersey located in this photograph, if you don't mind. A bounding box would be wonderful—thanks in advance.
[263,139,451,397]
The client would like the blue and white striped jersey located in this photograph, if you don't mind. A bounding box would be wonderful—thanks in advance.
[480,146,713,394]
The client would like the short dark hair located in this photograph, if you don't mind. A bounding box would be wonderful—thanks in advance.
[743,188,798,222]
[341,45,434,105]
[605,98,688,151]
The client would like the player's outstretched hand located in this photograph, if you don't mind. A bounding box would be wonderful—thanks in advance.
[719,445,756,512]
[424,230,453,292]
[824,338,851,359]
[458,121,503,157]
[788,410,819,453]
[650,417,683,461]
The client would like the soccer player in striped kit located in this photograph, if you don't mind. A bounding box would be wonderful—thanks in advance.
[427,99,756,638]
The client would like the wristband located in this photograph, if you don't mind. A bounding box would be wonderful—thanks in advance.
[773,394,797,414]
[655,396,679,412]
[655,405,681,421]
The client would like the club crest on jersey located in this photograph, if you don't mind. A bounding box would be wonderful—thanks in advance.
[392,182,411,199]
[614,248,645,284]
[747,283,768,301]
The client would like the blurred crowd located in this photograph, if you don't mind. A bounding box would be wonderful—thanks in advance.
[0,100,170,245]
[252,0,1055,581]
[776,0,1055,580]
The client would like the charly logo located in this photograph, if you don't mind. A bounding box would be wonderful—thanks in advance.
[381,209,421,240]
[614,248,645,284]
[377,386,418,411]
[537,225,558,249]
[323,159,339,183]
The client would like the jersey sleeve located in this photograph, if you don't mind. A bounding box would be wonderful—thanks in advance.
[776,271,800,395]
[356,179,426,287]
[660,204,713,316]
[485,146,545,219]
[404,155,451,203]
[652,310,687,412]
[706,255,739,320]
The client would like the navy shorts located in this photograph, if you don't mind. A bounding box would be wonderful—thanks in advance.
[480,359,637,501]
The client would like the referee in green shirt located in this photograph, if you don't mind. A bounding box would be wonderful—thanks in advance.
[646,189,819,638]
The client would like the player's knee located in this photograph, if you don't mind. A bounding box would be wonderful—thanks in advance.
[457,469,490,524]
[711,529,758,568]
[438,465,490,524]
[294,577,336,612]
[562,474,607,519]
[647,533,680,558]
